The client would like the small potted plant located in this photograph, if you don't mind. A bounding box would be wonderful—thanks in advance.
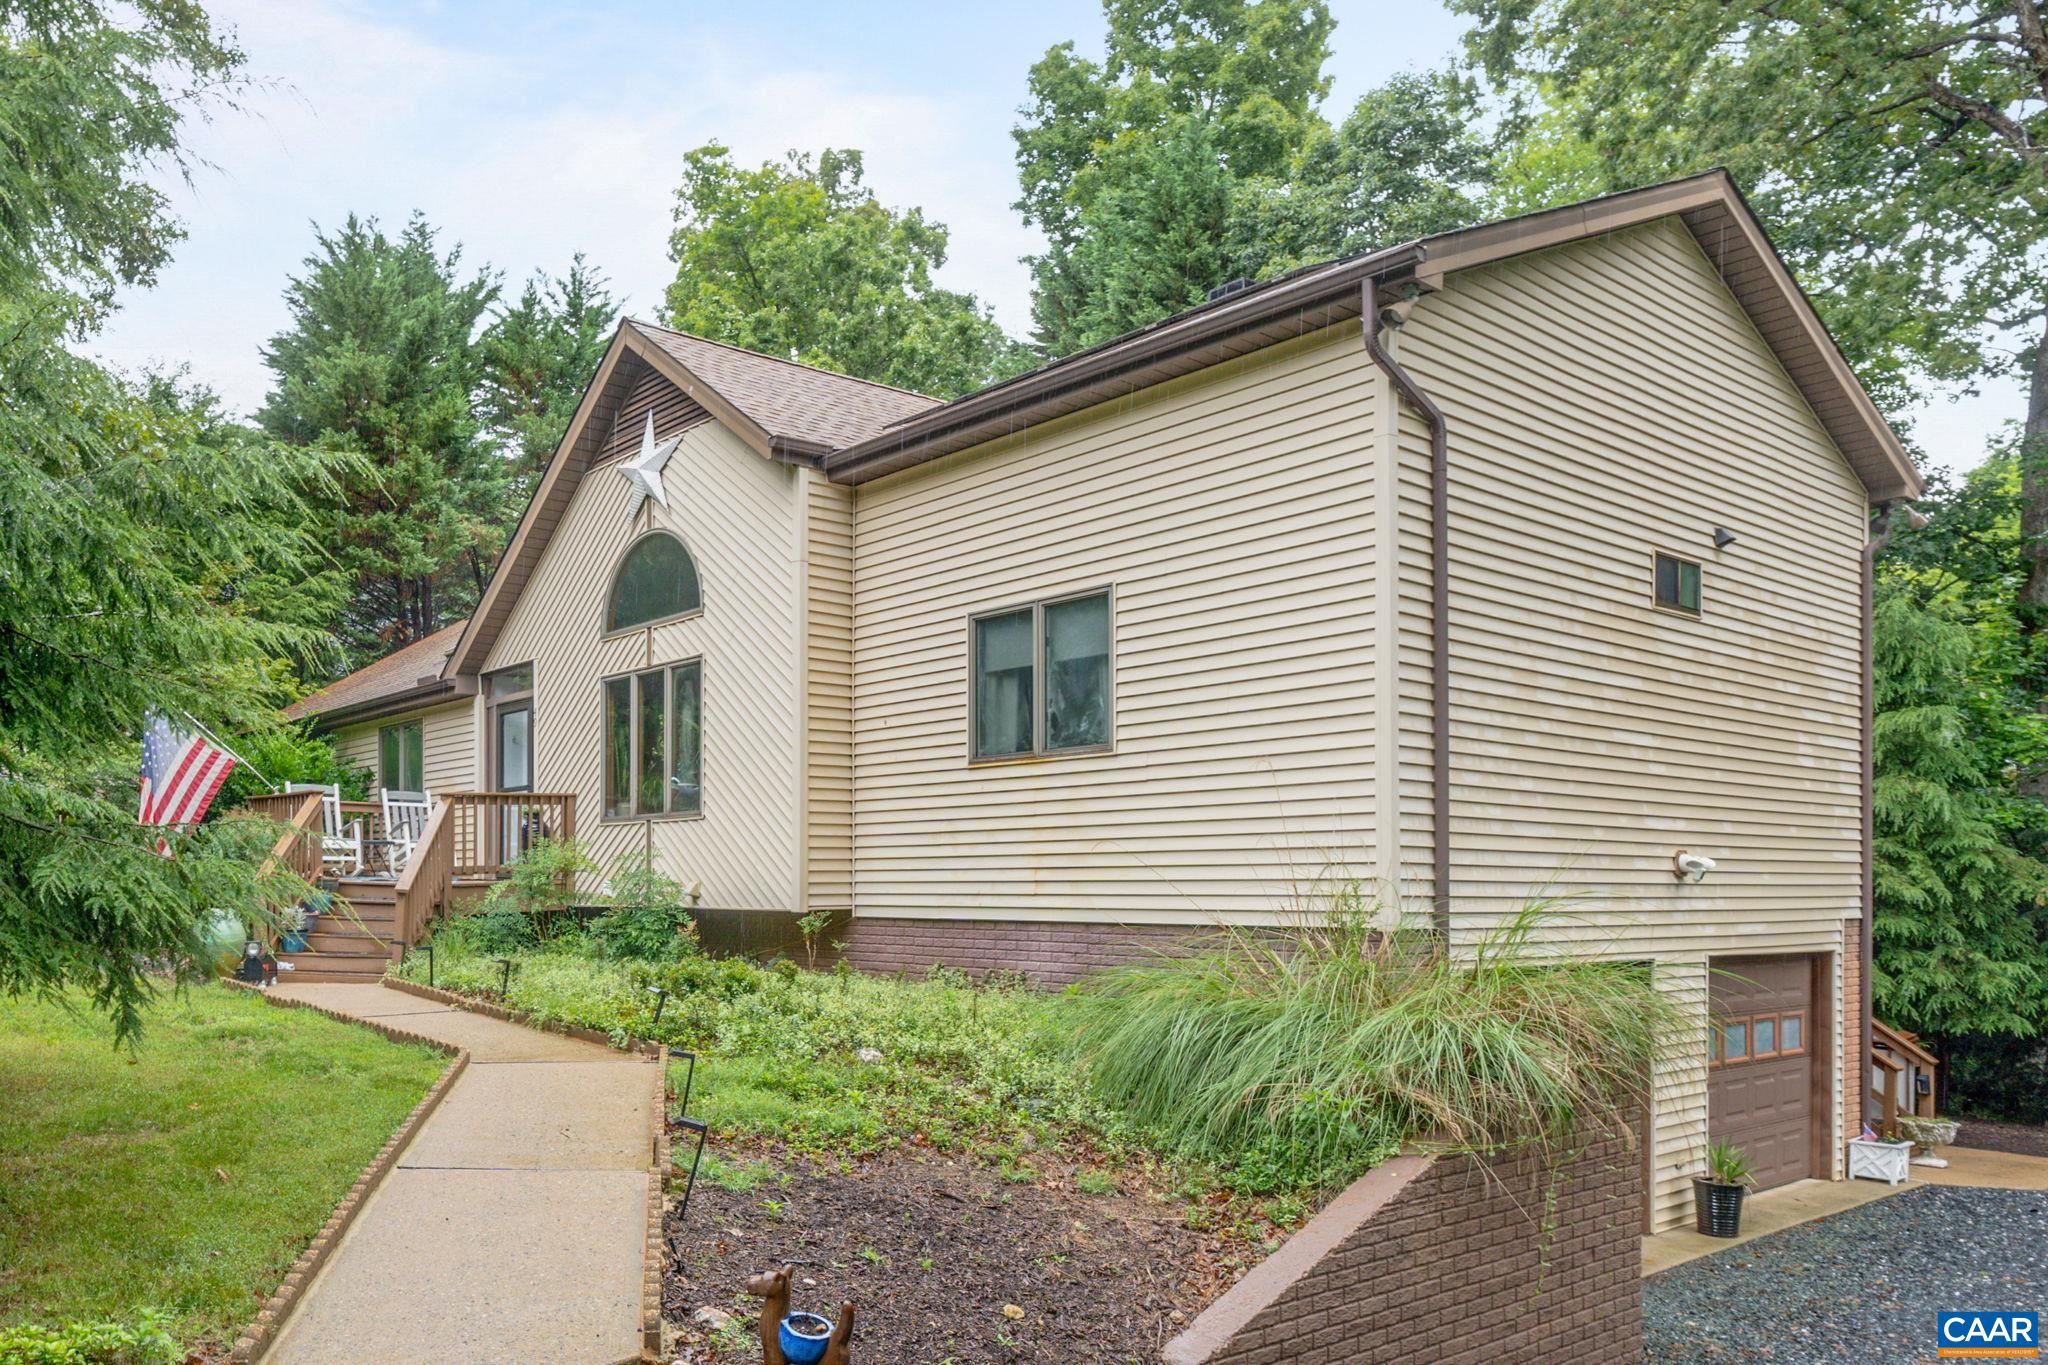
[777,1311,834,1365]
[1693,1140,1753,1237]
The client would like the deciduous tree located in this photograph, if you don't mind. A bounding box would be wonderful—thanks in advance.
[664,145,1022,397]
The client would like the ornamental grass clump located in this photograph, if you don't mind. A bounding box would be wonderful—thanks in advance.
[1069,892,1676,1192]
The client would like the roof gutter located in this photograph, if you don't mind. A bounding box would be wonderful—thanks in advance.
[292,674,475,733]
[1361,276,1452,937]
[826,243,1428,484]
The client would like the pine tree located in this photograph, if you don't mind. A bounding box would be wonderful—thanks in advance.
[1,0,343,1038]
[479,254,618,501]
[1871,578,2048,1040]
[259,215,501,662]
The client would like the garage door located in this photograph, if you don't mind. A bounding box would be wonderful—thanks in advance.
[1707,955,1815,1190]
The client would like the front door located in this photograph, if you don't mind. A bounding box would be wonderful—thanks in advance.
[485,665,535,864]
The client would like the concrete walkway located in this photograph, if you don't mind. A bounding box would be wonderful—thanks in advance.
[1642,1142,2048,1275]
[265,983,656,1365]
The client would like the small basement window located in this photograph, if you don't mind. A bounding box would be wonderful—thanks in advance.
[1654,552,1702,615]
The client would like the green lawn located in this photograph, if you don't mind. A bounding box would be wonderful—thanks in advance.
[0,985,447,1352]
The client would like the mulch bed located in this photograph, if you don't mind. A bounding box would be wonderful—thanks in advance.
[1956,1116,2048,1157]
[662,1140,1246,1364]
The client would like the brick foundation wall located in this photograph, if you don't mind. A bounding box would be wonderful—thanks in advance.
[1163,1123,1644,1365]
[814,917,1193,987]
[1843,940,1863,1136]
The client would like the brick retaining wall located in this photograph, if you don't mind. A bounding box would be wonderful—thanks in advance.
[1163,1123,1643,1365]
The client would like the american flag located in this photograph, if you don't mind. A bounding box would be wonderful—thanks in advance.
[139,711,236,850]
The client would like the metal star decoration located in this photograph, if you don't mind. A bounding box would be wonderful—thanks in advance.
[619,411,680,513]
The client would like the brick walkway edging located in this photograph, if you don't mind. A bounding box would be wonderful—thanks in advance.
[381,976,670,1364]
[219,981,470,1365]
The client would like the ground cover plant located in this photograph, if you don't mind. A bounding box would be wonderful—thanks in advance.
[0,986,446,1358]
[402,888,1671,1361]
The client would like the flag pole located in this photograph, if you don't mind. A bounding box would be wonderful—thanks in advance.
[182,712,277,792]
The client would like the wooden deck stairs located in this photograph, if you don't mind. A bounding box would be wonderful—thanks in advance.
[275,877,405,984]
[236,788,575,985]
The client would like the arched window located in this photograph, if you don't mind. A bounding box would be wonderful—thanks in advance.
[606,532,701,631]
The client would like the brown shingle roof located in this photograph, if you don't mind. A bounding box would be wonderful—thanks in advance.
[632,322,941,451]
[284,622,466,723]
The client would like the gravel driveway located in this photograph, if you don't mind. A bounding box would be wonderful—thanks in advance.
[1645,1186,2048,1363]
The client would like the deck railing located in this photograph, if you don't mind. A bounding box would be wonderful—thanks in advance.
[447,792,576,879]
[1870,1019,1940,1133]
[232,790,324,948]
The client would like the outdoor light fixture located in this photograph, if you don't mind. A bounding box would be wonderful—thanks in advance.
[496,957,514,999]
[1673,851,1717,883]
[673,1049,697,1116]
[1713,527,1738,549]
[675,1117,709,1222]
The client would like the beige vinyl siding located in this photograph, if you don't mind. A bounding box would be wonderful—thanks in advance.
[1396,219,1865,953]
[802,471,856,913]
[332,700,477,795]
[1395,219,1865,1229]
[1650,961,1710,1230]
[481,399,806,910]
[850,327,1379,923]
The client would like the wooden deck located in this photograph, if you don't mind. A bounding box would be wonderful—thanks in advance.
[236,791,575,982]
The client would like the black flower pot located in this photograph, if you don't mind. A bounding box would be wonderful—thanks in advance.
[1693,1178,1746,1237]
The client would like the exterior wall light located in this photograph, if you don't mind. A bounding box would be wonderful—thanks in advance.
[1674,851,1716,883]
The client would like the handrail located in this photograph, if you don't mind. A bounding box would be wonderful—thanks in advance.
[390,797,455,958]
[247,791,323,949]
[1873,1019,1939,1070]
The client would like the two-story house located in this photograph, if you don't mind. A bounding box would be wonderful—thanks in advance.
[286,171,1922,1230]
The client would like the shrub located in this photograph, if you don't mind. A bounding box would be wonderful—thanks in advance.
[1068,893,1675,1191]
[587,852,699,962]
[212,724,368,811]
[0,1314,179,1365]
[477,838,597,925]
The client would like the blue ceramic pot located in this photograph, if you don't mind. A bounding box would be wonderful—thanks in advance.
[778,1312,833,1364]
[281,928,308,952]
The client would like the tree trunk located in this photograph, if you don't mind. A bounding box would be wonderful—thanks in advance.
[2021,312,2048,630]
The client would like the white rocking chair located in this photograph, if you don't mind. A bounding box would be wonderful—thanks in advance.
[287,782,363,877]
[381,789,432,875]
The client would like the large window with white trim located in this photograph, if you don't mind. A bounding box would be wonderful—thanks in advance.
[602,660,702,819]
[970,589,1113,761]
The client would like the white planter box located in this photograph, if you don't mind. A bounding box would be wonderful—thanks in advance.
[1848,1138,1914,1184]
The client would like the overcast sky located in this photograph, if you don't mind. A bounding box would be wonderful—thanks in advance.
[93,0,2014,475]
